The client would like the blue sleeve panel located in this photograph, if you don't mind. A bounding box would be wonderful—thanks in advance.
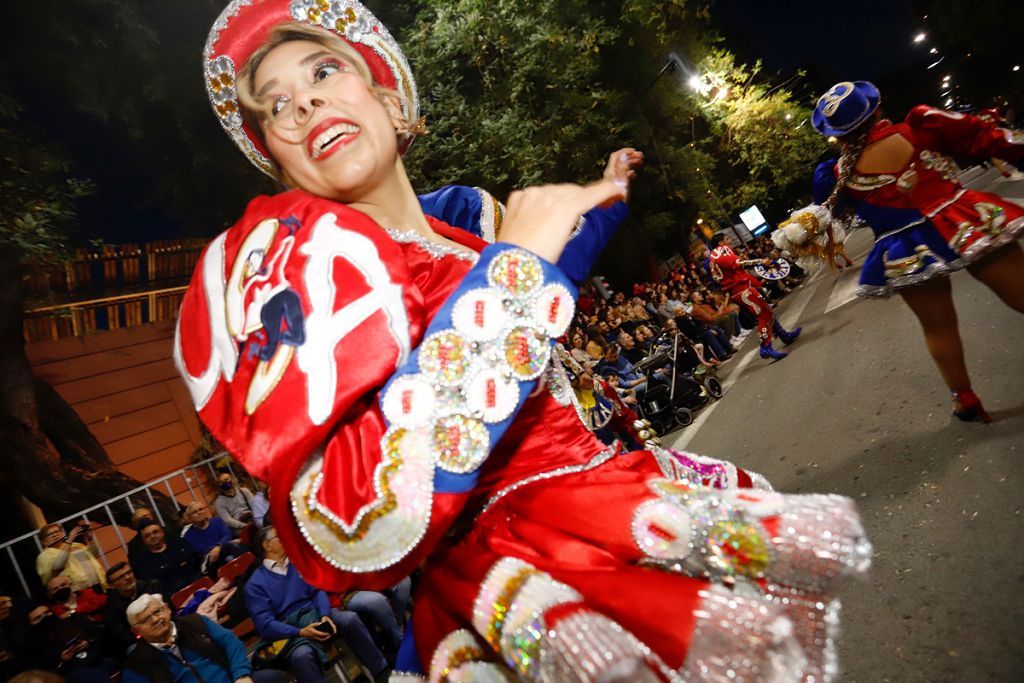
[418,185,629,286]
[380,243,577,495]
[812,159,839,205]
[418,186,488,239]
[556,201,629,285]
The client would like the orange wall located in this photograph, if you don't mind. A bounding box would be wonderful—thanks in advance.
[27,319,204,502]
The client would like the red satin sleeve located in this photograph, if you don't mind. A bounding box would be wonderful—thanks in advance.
[907,104,1024,163]
[174,190,428,589]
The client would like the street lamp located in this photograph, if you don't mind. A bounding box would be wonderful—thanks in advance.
[688,75,703,91]
[913,32,927,43]
[1015,65,1021,72]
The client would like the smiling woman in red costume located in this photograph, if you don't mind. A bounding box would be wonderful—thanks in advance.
[176,2,870,680]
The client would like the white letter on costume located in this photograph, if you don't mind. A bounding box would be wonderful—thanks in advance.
[174,232,240,410]
[298,213,411,426]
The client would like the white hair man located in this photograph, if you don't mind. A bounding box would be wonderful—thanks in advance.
[123,593,282,683]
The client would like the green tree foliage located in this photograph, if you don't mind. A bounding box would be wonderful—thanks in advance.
[392,0,824,282]
[691,50,827,215]
[0,76,90,266]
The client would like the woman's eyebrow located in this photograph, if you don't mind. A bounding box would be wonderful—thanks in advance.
[255,51,340,97]
[256,78,278,97]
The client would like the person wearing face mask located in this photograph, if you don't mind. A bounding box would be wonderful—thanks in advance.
[46,575,106,622]
[214,472,257,533]
[26,604,111,683]
[172,2,872,679]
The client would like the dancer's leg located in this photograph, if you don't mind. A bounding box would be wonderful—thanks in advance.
[898,277,970,392]
[966,242,1024,313]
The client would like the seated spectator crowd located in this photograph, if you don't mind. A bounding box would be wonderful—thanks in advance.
[0,469,409,683]
[563,235,804,443]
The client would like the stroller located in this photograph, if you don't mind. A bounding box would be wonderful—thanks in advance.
[634,333,723,435]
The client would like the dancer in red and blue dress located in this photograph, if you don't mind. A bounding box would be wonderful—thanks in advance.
[175,2,871,680]
[708,234,801,361]
[810,81,1024,422]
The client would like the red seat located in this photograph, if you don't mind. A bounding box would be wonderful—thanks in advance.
[217,551,256,584]
[171,577,213,609]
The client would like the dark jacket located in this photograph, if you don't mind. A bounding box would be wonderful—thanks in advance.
[104,578,167,655]
[123,614,251,683]
[132,535,202,593]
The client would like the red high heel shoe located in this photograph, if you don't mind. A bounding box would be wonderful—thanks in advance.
[951,389,993,423]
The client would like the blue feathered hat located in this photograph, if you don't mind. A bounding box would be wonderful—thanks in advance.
[812,81,881,137]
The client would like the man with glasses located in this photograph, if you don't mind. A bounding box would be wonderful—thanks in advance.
[103,562,166,656]
[123,594,282,683]
[35,523,106,592]
[181,502,248,576]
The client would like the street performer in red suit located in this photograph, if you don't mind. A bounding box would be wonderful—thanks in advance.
[175,2,869,680]
[708,233,802,360]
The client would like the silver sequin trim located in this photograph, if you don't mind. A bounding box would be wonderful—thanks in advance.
[858,213,1024,298]
[385,228,480,264]
[477,446,617,518]
[679,584,807,682]
[539,611,676,683]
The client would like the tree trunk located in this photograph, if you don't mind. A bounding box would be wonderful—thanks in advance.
[0,252,176,532]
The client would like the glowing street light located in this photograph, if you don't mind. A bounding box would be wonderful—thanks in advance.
[1015,65,1021,72]
[913,32,927,43]
[696,218,704,225]
[688,75,703,91]
[929,47,938,54]
[784,113,793,121]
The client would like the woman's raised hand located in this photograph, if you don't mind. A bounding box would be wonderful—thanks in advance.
[500,148,643,263]
[603,147,645,201]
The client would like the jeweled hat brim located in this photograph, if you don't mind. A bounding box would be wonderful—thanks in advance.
[204,0,419,177]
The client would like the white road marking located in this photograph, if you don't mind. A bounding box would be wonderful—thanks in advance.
[669,283,817,451]
[824,269,861,314]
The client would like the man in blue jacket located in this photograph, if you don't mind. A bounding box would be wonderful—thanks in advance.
[122,593,282,683]
[244,526,390,683]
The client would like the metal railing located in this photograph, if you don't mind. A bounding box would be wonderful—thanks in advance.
[0,453,248,596]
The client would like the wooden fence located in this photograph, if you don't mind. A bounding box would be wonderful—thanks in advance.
[23,239,207,343]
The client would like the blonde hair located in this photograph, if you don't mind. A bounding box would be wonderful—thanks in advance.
[237,23,423,181]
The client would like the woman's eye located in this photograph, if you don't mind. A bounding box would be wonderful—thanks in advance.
[271,97,289,116]
[314,62,342,81]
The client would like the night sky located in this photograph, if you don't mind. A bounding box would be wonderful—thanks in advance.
[712,0,932,110]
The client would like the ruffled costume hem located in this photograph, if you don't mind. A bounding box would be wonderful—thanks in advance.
[856,214,1024,298]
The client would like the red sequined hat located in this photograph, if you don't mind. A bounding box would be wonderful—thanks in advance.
[204,0,419,176]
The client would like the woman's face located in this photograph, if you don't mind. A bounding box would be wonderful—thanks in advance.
[253,40,402,200]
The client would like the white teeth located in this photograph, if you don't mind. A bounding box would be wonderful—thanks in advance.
[311,122,360,159]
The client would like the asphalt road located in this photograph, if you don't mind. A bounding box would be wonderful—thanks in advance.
[667,224,1024,681]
